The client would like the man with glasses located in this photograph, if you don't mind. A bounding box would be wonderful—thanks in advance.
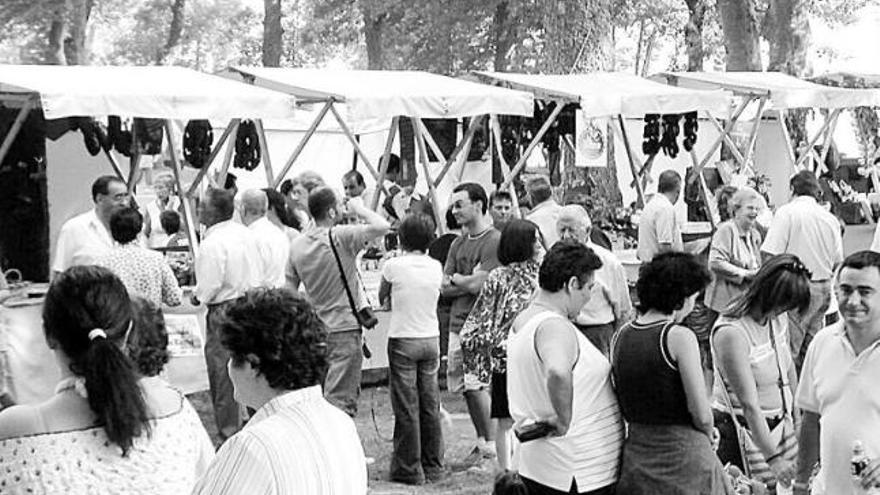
[52,175,131,278]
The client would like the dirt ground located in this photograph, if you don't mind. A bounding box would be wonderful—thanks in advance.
[188,385,495,494]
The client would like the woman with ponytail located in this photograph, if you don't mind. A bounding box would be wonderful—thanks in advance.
[0,265,214,494]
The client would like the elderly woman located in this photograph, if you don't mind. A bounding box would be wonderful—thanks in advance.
[712,254,810,492]
[143,173,180,248]
[611,252,732,494]
[705,187,764,321]
[192,288,367,494]
[459,219,545,470]
[97,207,182,307]
[0,266,214,493]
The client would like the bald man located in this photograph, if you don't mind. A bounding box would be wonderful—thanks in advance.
[241,189,290,288]
[556,205,633,356]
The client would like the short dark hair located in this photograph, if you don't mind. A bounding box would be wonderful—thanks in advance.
[224,172,238,191]
[526,176,552,204]
[385,154,401,176]
[498,219,541,265]
[263,187,301,230]
[92,175,126,202]
[490,190,513,205]
[657,170,682,194]
[538,240,603,292]
[308,186,337,221]
[279,178,294,195]
[110,207,143,244]
[724,254,811,320]
[637,252,711,314]
[398,214,435,252]
[453,182,488,214]
[206,187,235,221]
[840,250,880,273]
[159,210,181,235]
[790,170,821,199]
[220,288,328,391]
[343,169,365,187]
[44,266,149,455]
[445,208,460,230]
[128,297,170,377]
[493,471,528,495]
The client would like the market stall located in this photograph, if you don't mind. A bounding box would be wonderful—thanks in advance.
[224,67,535,229]
[471,71,731,226]
[0,64,298,404]
[653,71,880,208]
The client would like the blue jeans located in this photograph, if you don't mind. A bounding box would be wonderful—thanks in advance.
[388,337,444,483]
[324,329,363,417]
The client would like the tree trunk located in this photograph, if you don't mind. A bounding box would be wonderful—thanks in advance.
[262,0,283,67]
[684,0,706,71]
[716,0,762,70]
[765,0,810,76]
[45,0,68,65]
[64,0,93,65]
[492,1,514,72]
[156,0,186,64]
[361,5,385,70]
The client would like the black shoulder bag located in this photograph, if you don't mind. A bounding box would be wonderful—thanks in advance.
[328,227,379,330]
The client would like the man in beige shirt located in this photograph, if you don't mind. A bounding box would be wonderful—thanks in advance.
[637,170,684,262]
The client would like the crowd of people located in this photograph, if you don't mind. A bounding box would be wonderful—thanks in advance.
[0,161,879,495]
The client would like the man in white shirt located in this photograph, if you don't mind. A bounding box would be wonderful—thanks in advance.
[52,175,130,277]
[637,170,683,262]
[195,187,262,440]
[240,189,289,288]
[526,175,562,247]
[794,250,880,495]
[762,170,843,372]
[557,205,633,356]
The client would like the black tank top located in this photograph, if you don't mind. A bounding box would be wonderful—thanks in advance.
[611,320,692,425]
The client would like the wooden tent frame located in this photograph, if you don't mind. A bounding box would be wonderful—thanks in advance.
[473,74,726,227]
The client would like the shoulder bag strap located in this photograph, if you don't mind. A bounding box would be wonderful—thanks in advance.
[711,322,755,478]
[328,227,361,321]
[766,319,790,416]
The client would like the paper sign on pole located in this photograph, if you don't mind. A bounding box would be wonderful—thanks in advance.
[576,112,608,167]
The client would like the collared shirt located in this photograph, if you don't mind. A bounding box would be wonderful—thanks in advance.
[97,244,183,307]
[194,220,262,305]
[192,385,367,495]
[526,199,563,247]
[705,219,763,312]
[249,216,290,288]
[761,196,842,280]
[637,194,683,262]
[575,242,633,326]
[287,225,371,332]
[52,209,114,273]
[796,322,880,495]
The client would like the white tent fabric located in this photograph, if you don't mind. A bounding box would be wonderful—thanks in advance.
[473,71,731,117]
[655,71,880,110]
[226,67,534,124]
[0,65,298,120]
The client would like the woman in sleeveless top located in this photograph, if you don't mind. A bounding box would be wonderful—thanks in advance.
[0,266,214,494]
[508,242,624,495]
[712,254,810,492]
[144,174,181,249]
[611,252,732,494]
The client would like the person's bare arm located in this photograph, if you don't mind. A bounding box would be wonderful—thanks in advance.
[793,411,820,495]
[667,325,714,437]
[348,196,390,239]
[450,270,489,295]
[378,277,392,309]
[534,319,579,435]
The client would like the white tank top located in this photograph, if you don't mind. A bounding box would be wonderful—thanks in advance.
[507,310,624,492]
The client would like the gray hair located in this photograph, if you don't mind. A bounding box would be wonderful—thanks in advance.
[729,186,762,213]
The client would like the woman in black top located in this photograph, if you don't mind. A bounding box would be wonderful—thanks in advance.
[611,252,733,494]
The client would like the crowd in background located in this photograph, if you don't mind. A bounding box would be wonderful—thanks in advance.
[0,160,879,495]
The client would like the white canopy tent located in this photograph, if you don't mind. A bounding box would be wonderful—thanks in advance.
[0,64,298,258]
[472,71,732,224]
[654,72,880,199]
[225,67,534,229]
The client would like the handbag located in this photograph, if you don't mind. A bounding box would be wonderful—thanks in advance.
[328,228,379,330]
[712,320,798,489]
